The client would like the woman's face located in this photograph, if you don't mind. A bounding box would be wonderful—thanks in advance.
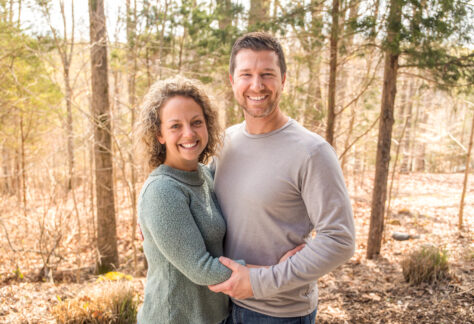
[158,96,209,171]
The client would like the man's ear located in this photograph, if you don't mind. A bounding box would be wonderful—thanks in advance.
[281,73,286,88]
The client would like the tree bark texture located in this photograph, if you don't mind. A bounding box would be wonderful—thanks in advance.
[88,0,119,273]
[400,79,416,173]
[458,109,474,229]
[65,69,74,190]
[326,0,339,146]
[126,0,139,272]
[249,0,270,27]
[367,0,401,259]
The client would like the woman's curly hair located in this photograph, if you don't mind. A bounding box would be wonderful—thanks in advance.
[135,76,222,172]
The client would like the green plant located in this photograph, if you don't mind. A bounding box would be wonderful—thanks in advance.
[401,245,450,285]
[51,281,138,323]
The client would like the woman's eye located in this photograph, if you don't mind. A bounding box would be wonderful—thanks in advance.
[170,124,180,129]
[193,120,203,126]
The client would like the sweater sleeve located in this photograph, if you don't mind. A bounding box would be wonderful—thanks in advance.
[249,142,356,299]
[139,177,233,286]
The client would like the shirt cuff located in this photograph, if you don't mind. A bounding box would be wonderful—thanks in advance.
[249,267,265,299]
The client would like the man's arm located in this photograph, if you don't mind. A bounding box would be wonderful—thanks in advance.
[210,142,355,299]
[249,142,355,299]
[208,244,305,299]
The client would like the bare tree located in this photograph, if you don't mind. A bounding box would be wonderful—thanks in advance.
[326,0,340,146]
[366,0,401,259]
[249,0,270,28]
[88,0,118,273]
[126,0,139,272]
[37,0,75,191]
[459,102,474,229]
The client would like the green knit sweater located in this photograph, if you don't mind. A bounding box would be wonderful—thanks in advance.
[137,164,233,324]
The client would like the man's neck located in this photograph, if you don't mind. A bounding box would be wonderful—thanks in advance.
[244,109,289,135]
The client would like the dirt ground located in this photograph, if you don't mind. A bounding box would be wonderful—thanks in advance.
[0,172,472,323]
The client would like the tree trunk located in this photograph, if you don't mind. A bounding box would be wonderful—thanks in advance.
[366,0,401,259]
[386,112,410,221]
[88,0,119,273]
[337,0,360,161]
[249,0,270,28]
[63,0,75,191]
[19,112,28,234]
[38,0,76,190]
[326,0,339,146]
[217,0,232,30]
[217,0,238,127]
[65,69,74,190]
[459,109,474,229]
[158,0,169,79]
[126,0,139,272]
[341,103,357,175]
[414,110,428,172]
[306,2,325,133]
[304,56,323,132]
[400,79,416,173]
[1,144,12,194]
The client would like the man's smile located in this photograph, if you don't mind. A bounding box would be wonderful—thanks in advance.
[247,95,268,101]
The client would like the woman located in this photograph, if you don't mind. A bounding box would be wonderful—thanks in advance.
[135,77,301,324]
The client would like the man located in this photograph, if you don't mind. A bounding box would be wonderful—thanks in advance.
[209,32,355,323]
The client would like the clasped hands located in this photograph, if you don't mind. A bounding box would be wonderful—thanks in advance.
[208,243,305,299]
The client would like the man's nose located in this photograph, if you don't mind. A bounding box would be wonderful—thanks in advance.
[250,76,264,91]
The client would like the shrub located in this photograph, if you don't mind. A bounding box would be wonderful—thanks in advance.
[401,245,450,285]
[51,281,138,323]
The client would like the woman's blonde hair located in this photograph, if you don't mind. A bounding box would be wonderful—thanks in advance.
[135,76,221,172]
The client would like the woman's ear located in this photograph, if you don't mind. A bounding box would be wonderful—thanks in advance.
[157,133,165,145]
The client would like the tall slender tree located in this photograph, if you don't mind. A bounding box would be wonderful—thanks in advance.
[326,0,340,146]
[249,0,270,29]
[366,0,473,258]
[37,0,76,191]
[126,0,139,272]
[458,104,473,229]
[88,0,118,272]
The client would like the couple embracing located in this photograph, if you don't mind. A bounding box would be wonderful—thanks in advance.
[136,32,355,324]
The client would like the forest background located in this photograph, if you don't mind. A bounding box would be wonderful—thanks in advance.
[0,0,473,322]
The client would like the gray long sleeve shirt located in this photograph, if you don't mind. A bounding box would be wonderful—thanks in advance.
[213,119,355,317]
[137,164,233,324]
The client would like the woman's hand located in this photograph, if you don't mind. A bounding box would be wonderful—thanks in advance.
[278,243,305,263]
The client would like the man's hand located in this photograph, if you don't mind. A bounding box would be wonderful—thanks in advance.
[278,243,305,263]
[208,257,254,299]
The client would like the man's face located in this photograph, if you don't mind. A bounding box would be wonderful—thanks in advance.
[230,49,285,119]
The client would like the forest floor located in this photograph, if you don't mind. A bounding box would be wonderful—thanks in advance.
[0,172,473,323]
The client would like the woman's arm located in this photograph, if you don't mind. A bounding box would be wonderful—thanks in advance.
[140,178,233,286]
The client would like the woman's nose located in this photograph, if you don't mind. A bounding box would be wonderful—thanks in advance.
[182,124,195,137]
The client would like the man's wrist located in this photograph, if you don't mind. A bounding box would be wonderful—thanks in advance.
[248,267,264,299]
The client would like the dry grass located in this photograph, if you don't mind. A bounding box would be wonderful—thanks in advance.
[401,245,450,285]
[51,280,138,324]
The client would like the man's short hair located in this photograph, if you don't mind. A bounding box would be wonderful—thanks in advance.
[229,32,287,78]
